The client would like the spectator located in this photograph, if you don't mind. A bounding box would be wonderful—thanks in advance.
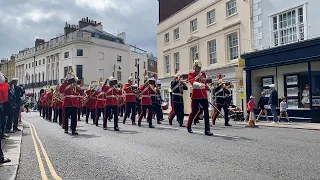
[0,72,11,164]
[18,84,25,125]
[257,92,270,121]
[268,84,278,123]
[12,78,24,132]
[4,80,16,134]
[24,97,31,113]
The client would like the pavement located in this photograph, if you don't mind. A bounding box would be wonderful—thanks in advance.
[0,125,23,180]
[1,112,320,180]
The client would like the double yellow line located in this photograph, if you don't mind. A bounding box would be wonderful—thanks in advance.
[23,120,62,180]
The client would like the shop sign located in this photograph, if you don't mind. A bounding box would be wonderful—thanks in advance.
[239,86,244,99]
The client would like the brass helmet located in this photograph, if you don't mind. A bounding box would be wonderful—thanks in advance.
[128,73,134,82]
[193,53,202,68]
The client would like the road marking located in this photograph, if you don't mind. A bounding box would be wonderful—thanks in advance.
[23,120,48,180]
[23,120,62,180]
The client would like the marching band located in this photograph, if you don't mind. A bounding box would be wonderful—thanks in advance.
[37,55,233,136]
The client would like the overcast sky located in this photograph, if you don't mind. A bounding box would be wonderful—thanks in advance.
[0,0,158,59]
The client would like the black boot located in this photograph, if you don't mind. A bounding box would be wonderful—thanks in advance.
[187,127,193,133]
[179,124,185,127]
[205,131,213,136]
[132,122,136,125]
[149,125,154,128]
[114,127,119,131]
[138,121,141,127]
[169,119,172,126]
[72,130,78,135]
[157,121,161,124]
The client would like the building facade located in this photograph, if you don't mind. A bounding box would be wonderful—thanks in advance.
[157,0,252,113]
[0,56,16,82]
[242,0,320,122]
[15,18,147,101]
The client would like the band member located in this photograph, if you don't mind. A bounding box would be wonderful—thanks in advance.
[211,75,232,126]
[46,86,54,121]
[76,80,83,121]
[168,87,176,122]
[118,83,125,117]
[85,81,97,124]
[138,76,155,128]
[123,74,137,125]
[170,70,188,127]
[60,68,80,135]
[135,85,141,116]
[95,77,106,127]
[42,88,48,119]
[152,79,162,124]
[103,73,120,131]
[186,54,213,136]
[39,89,45,117]
[53,85,63,124]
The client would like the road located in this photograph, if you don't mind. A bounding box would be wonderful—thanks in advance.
[16,112,320,180]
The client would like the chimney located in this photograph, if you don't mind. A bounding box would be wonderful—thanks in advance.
[95,23,103,31]
[117,32,126,44]
[35,38,45,47]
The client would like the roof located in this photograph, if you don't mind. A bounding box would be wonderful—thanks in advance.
[79,25,124,44]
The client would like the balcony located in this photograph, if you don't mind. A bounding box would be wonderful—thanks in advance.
[24,80,58,89]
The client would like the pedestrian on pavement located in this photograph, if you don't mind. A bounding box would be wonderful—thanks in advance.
[257,92,270,121]
[268,84,278,123]
[24,97,31,113]
[247,95,257,126]
[4,80,16,134]
[12,78,24,132]
[0,72,11,164]
[278,97,291,122]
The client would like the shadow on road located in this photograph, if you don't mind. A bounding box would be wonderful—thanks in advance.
[69,133,100,139]
[116,130,141,134]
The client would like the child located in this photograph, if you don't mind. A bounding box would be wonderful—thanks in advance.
[278,97,291,122]
[247,95,257,126]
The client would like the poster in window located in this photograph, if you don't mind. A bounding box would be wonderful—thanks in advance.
[287,99,299,109]
[286,75,298,85]
[312,99,320,106]
[287,87,299,97]
[262,78,273,87]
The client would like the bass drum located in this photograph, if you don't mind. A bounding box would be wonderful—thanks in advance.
[161,102,169,110]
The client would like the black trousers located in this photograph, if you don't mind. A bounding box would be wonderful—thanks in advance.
[39,106,42,116]
[95,108,104,126]
[104,106,118,128]
[123,102,136,123]
[86,108,95,123]
[46,107,52,121]
[212,104,229,124]
[152,103,161,122]
[54,109,62,124]
[42,106,46,119]
[138,105,152,125]
[119,105,124,117]
[77,108,81,121]
[174,102,184,125]
[188,99,210,131]
[64,107,77,131]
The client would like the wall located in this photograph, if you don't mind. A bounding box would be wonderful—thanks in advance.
[251,0,320,51]
[157,0,251,78]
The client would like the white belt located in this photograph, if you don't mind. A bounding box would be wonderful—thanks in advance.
[106,95,117,98]
[151,94,156,96]
[125,93,135,96]
[64,95,79,98]
[97,98,105,101]
[216,96,226,98]
[173,93,182,96]
[141,95,150,98]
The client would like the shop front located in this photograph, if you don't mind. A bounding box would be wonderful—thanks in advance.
[242,38,320,122]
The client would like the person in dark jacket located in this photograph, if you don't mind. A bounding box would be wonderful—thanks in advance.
[4,81,16,133]
[12,78,24,132]
[257,92,269,121]
[268,84,278,123]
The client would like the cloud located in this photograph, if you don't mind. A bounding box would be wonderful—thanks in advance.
[0,0,158,59]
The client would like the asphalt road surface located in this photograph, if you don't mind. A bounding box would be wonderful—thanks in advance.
[15,112,320,180]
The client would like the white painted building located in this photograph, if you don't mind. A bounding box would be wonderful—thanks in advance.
[15,19,147,101]
[157,0,252,113]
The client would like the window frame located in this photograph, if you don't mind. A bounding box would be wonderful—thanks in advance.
[64,52,69,58]
[174,28,179,40]
[226,0,237,17]
[190,46,198,65]
[174,52,180,71]
[227,32,239,61]
[207,9,216,25]
[164,33,170,44]
[76,65,83,79]
[117,55,122,62]
[208,39,217,64]
[164,55,170,74]
[190,19,198,33]
[76,49,83,57]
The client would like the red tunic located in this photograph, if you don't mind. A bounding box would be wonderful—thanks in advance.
[39,93,45,106]
[60,82,80,107]
[85,90,96,109]
[53,93,63,109]
[124,84,136,103]
[188,71,209,99]
[139,85,153,105]
[43,93,48,107]
[104,85,119,106]
[95,88,106,108]
[47,92,53,107]
[0,83,9,103]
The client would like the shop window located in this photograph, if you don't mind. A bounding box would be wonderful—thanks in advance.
[311,61,320,109]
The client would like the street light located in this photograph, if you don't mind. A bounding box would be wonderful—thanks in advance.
[135,58,140,86]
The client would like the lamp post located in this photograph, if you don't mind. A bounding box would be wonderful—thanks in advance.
[135,58,140,86]
[33,56,36,104]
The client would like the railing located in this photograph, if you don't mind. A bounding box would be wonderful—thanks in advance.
[242,17,320,54]
[130,45,148,55]
[24,80,58,89]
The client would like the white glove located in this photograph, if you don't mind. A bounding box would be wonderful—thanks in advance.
[193,82,205,89]
[0,73,5,84]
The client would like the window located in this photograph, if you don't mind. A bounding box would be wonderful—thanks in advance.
[77,49,83,56]
[228,32,239,60]
[26,64,27,69]
[38,73,40,82]
[52,70,55,80]
[164,33,169,43]
[48,59,50,63]
[208,40,217,64]
[64,67,68,78]
[117,55,122,62]
[208,10,216,25]
[174,52,180,71]
[32,62,34,67]
[190,46,198,64]
[76,65,83,79]
[190,19,197,33]
[165,55,170,74]
[150,57,154,67]
[64,52,69,58]
[271,7,305,47]
[99,52,104,60]
[227,0,237,17]
[35,74,37,82]
[39,60,41,65]
[174,28,179,40]
[36,61,37,66]
[31,74,34,83]
[143,62,146,69]
[43,59,45,64]
[42,72,44,82]
[29,63,30,68]
[117,71,122,81]
[163,90,170,104]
